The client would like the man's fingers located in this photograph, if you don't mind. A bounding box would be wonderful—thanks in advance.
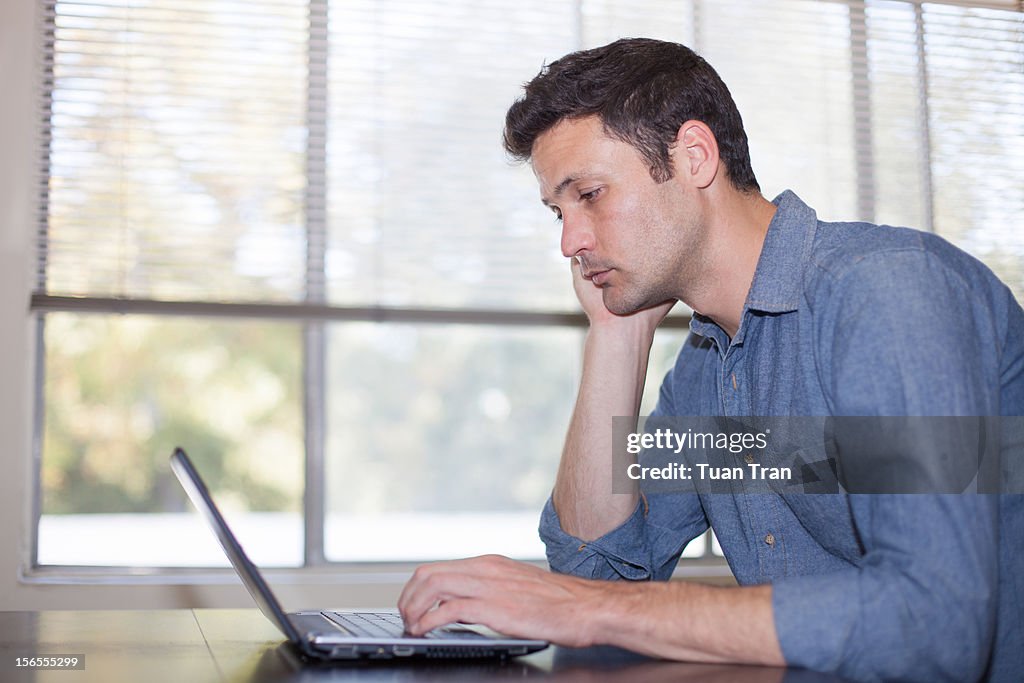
[397,556,558,637]
[398,558,476,614]
[409,598,486,635]
[401,571,473,625]
[400,564,510,630]
[395,557,604,647]
[396,561,436,613]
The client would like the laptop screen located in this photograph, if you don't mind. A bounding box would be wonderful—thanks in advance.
[170,447,304,645]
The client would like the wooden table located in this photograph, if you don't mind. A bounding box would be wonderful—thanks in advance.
[0,609,848,682]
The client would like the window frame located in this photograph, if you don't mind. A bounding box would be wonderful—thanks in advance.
[27,0,1022,581]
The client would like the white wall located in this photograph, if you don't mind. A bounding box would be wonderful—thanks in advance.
[0,0,45,609]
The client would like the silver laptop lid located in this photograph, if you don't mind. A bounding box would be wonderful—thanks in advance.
[170,447,306,646]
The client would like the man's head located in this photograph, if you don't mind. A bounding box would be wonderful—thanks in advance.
[503,37,759,193]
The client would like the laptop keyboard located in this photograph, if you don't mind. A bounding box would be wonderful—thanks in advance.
[325,611,409,637]
[323,611,486,640]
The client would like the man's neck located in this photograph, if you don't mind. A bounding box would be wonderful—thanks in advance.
[685,191,777,339]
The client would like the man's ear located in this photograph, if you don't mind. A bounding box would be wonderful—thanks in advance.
[670,120,720,189]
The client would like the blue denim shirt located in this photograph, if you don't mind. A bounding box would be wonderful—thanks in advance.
[538,191,1024,682]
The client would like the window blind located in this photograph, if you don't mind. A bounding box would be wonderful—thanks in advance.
[35,0,1024,309]
[324,0,577,311]
[923,2,1024,297]
[39,0,311,304]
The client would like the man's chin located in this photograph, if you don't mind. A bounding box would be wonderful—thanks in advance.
[601,289,647,317]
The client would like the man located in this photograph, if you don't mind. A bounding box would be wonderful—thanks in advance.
[397,38,1023,682]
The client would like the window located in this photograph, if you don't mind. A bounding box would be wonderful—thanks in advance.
[33,0,1023,569]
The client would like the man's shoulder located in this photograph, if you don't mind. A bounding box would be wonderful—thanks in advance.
[798,218,1024,372]
[804,219,1009,302]
[811,220,957,276]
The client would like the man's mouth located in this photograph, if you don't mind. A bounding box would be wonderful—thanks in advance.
[577,257,612,285]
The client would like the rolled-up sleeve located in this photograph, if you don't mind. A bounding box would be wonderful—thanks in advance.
[539,496,652,579]
[539,491,708,582]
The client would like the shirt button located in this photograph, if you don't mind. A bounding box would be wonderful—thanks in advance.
[764,533,776,547]
[744,453,754,464]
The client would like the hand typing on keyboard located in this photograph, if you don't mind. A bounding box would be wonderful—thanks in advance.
[397,554,608,648]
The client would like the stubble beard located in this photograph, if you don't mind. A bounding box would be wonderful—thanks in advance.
[599,268,674,316]
[599,190,705,316]
[601,240,704,317]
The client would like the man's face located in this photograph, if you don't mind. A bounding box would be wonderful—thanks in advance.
[531,115,706,315]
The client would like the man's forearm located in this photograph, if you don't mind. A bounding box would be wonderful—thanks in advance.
[553,321,657,541]
[399,554,783,668]
[593,580,784,666]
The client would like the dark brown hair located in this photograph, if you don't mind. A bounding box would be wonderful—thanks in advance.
[503,38,759,192]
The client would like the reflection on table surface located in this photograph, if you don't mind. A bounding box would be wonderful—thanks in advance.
[251,641,850,683]
[0,609,850,683]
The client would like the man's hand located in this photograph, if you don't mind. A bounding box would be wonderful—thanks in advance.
[397,554,784,667]
[397,554,606,647]
[571,258,675,331]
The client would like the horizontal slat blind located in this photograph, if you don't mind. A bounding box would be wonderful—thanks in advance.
[36,1,1023,308]
[324,0,577,310]
[694,0,861,221]
[923,2,1024,298]
[39,0,310,303]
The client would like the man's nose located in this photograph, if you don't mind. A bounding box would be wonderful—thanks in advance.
[560,211,595,258]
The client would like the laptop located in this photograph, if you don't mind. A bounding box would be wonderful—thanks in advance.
[170,447,549,661]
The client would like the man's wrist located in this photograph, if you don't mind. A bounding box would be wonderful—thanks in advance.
[586,314,660,348]
[580,578,651,648]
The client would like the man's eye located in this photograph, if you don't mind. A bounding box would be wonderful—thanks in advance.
[580,188,602,202]
[553,210,563,223]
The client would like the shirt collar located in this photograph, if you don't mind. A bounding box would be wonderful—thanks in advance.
[689,190,818,340]
[744,189,818,314]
